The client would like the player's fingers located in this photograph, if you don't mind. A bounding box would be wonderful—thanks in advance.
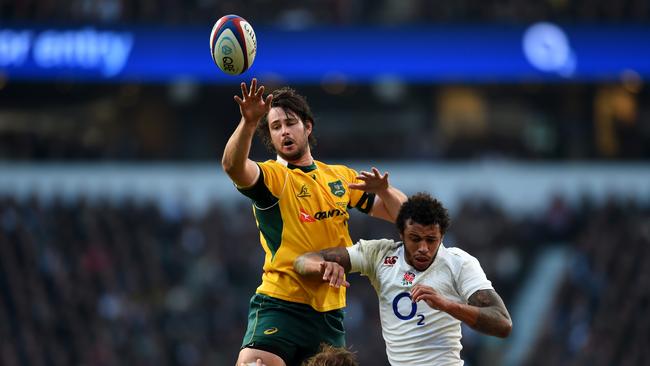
[347,183,365,190]
[412,291,429,303]
[330,265,339,287]
[335,268,345,288]
[319,261,327,272]
[330,266,342,287]
[255,85,265,98]
[241,359,264,366]
[239,362,263,366]
[322,263,333,281]
[241,82,249,96]
[412,285,430,296]
[250,78,257,95]
[411,286,425,299]
[265,95,273,110]
[234,95,243,105]
[319,262,328,278]
[371,167,381,176]
[343,280,350,287]
[330,271,340,288]
[322,265,331,280]
[326,265,335,286]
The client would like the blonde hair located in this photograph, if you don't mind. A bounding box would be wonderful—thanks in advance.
[302,344,358,366]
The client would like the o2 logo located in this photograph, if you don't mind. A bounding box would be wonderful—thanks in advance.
[392,292,425,326]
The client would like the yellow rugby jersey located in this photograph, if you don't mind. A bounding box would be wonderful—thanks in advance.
[238,159,375,312]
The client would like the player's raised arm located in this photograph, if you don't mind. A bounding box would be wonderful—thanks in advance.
[221,78,273,187]
[410,285,512,338]
[294,247,352,288]
[349,167,407,222]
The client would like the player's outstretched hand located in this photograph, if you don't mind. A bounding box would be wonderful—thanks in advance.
[320,261,350,288]
[349,167,389,194]
[410,284,451,311]
[234,78,273,125]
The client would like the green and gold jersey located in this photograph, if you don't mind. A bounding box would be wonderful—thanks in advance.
[238,159,375,312]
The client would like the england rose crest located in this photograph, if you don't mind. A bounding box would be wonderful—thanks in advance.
[402,271,416,286]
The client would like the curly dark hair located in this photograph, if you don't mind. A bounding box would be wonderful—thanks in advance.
[256,87,317,153]
[396,192,450,235]
[302,344,358,366]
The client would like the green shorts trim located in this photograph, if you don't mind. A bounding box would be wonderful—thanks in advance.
[241,293,346,365]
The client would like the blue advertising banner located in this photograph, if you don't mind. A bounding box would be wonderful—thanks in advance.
[0,23,648,83]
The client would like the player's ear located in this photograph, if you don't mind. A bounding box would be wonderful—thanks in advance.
[304,119,313,134]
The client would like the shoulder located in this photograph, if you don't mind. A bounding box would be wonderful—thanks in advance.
[258,160,285,169]
[439,246,481,271]
[258,160,291,180]
[442,246,489,284]
[350,238,401,258]
[317,161,356,176]
[445,246,475,260]
[347,239,402,274]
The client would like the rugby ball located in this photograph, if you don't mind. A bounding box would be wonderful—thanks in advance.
[210,15,257,75]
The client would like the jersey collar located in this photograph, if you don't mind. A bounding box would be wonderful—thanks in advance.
[286,162,317,173]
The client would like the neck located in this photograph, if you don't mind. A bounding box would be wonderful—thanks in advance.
[277,149,314,167]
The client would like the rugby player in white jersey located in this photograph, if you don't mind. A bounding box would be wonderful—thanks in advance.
[294,193,512,366]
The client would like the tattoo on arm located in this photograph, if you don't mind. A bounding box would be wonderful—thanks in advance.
[319,247,352,272]
[468,289,512,338]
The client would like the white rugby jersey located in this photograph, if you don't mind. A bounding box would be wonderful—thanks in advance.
[347,239,493,366]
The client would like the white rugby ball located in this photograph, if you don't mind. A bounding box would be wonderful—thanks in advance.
[210,14,257,75]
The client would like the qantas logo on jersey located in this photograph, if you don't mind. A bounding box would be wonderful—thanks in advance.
[299,208,346,223]
[383,256,398,266]
[299,208,316,222]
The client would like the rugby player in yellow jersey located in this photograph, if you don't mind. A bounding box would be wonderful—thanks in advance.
[222,79,407,366]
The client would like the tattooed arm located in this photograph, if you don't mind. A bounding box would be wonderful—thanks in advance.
[410,286,512,338]
[466,289,512,337]
[293,247,352,288]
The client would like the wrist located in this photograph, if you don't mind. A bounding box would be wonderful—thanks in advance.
[375,185,391,197]
[440,299,455,313]
[242,116,262,128]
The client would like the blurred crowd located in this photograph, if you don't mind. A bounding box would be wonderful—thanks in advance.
[526,197,650,366]
[1,83,648,162]
[1,0,649,25]
[0,194,261,366]
[1,190,647,365]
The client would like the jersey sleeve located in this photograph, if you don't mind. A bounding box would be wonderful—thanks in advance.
[456,252,494,303]
[344,167,376,214]
[237,161,283,209]
[347,239,397,278]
